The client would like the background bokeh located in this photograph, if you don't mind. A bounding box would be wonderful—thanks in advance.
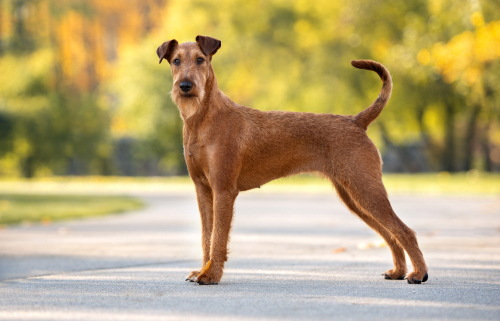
[0,0,499,178]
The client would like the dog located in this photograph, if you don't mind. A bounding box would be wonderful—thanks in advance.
[156,35,428,285]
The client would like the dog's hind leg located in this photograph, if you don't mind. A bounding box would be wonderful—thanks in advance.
[335,173,428,284]
[333,181,407,280]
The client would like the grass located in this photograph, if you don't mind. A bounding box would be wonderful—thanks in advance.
[0,171,498,227]
[0,194,145,226]
[1,172,500,195]
[382,171,500,195]
[263,171,500,195]
[0,172,497,226]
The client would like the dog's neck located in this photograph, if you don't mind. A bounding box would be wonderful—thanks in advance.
[176,64,225,131]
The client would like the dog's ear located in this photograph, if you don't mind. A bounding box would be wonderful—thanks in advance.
[196,35,221,57]
[157,39,178,64]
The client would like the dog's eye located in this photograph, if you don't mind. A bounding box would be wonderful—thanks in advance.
[173,59,180,66]
[197,58,204,64]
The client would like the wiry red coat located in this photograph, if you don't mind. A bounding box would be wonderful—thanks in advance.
[157,36,428,285]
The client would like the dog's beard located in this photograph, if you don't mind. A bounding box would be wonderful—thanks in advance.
[171,85,205,120]
[176,95,200,120]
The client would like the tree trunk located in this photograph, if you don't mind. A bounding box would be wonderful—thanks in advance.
[463,104,481,171]
[481,124,493,172]
[21,156,35,178]
[441,102,455,172]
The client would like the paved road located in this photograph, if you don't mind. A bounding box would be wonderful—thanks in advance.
[1,191,499,320]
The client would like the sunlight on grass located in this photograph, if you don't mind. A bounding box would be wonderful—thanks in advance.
[264,171,500,195]
[0,172,499,197]
[382,171,500,195]
[0,194,144,226]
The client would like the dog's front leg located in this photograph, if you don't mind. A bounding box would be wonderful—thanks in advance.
[186,182,214,282]
[196,187,238,285]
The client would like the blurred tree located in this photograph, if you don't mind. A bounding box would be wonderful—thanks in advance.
[1,0,499,176]
[148,0,500,172]
[96,0,500,174]
[106,39,187,175]
[0,0,168,177]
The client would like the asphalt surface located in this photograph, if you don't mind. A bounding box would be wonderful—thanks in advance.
[1,191,499,320]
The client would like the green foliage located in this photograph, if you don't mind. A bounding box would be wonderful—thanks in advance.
[0,193,144,225]
[0,51,109,176]
[1,0,500,176]
[106,39,186,175]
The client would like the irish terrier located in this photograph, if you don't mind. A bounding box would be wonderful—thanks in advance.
[157,35,428,285]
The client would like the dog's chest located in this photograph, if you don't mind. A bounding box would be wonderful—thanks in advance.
[184,138,211,173]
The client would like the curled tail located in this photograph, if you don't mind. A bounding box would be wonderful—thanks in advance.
[351,60,392,131]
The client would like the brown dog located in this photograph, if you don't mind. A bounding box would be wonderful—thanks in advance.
[157,35,428,285]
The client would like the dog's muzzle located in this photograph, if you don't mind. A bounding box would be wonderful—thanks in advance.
[180,81,193,93]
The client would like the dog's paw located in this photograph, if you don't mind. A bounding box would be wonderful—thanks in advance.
[383,269,406,280]
[185,271,199,282]
[405,271,428,284]
[196,260,222,285]
[196,272,220,285]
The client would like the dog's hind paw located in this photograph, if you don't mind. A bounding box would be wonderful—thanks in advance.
[405,272,428,284]
[384,273,405,280]
[382,269,406,280]
[196,274,219,285]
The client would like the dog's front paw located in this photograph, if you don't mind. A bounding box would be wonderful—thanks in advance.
[185,271,199,282]
[405,271,428,284]
[383,269,406,280]
[196,271,221,285]
[196,259,222,285]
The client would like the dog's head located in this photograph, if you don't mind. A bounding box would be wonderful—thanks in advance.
[157,36,221,105]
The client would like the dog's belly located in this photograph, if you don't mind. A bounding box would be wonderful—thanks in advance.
[236,152,321,191]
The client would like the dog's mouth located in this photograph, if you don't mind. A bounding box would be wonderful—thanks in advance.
[180,92,197,98]
[174,85,198,98]
[172,88,198,99]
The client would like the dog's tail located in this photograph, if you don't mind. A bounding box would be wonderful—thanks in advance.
[351,60,392,131]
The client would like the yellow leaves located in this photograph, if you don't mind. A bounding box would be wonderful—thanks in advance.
[294,19,320,49]
[373,39,391,60]
[428,0,445,16]
[475,21,500,62]
[471,12,485,29]
[0,1,50,41]
[110,116,128,137]
[225,65,259,105]
[12,0,167,93]
[420,12,500,87]
[294,0,339,18]
[0,49,52,115]
[161,0,212,42]
[417,49,431,65]
[432,32,475,83]
[58,12,85,82]
[294,19,312,34]
[464,68,481,86]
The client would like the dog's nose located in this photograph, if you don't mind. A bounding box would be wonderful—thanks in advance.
[180,81,193,93]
